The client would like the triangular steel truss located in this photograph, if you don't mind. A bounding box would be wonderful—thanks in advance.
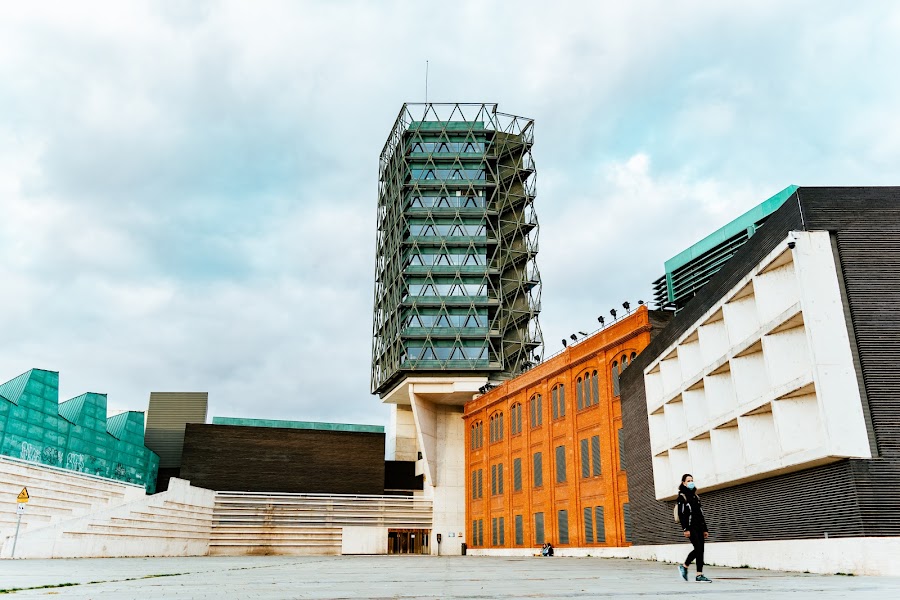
[371,103,543,395]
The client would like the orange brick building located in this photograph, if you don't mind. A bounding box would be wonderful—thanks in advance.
[463,307,665,550]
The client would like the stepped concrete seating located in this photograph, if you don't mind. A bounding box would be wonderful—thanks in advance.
[210,492,433,556]
[1,478,215,558]
[0,456,145,540]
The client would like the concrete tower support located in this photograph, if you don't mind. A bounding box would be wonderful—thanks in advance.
[384,377,485,555]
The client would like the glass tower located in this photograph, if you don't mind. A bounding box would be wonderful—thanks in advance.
[371,103,543,395]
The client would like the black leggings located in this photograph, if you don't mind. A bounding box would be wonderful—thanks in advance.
[685,531,705,573]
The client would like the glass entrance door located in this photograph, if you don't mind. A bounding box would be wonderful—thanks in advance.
[388,529,431,554]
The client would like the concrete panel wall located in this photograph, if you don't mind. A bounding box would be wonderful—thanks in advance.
[341,526,388,554]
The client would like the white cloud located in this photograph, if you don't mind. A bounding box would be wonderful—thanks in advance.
[1,0,899,427]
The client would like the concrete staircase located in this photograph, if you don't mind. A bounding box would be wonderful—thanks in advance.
[1,478,215,558]
[1,458,433,558]
[0,456,145,540]
[210,492,433,556]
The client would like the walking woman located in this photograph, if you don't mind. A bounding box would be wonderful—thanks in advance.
[677,474,711,582]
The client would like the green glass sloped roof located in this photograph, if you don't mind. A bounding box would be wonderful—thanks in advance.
[212,416,384,434]
[106,411,129,439]
[58,393,88,424]
[664,185,799,274]
[0,370,32,405]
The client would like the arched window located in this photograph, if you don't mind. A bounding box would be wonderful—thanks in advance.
[510,403,523,435]
[612,361,620,397]
[529,394,543,428]
[577,371,598,410]
[551,384,566,419]
[471,421,483,450]
[490,412,504,443]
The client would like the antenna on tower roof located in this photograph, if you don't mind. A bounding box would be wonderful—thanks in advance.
[425,60,429,105]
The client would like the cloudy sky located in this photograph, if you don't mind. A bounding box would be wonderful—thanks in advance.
[2,1,899,427]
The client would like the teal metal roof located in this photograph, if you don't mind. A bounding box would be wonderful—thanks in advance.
[106,410,129,439]
[212,416,384,434]
[0,370,32,405]
[58,393,87,424]
[664,185,799,274]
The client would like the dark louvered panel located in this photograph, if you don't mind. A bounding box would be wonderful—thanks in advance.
[534,512,545,544]
[557,509,569,544]
[559,385,566,416]
[595,506,605,543]
[580,439,590,479]
[551,386,558,419]
[515,514,524,545]
[498,463,504,495]
[499,517,505,546]
[477,469,483,498]
[583,507,594,543]
[555,445,566,483]
[591,435,601,476]
[513,457,522,491]
[533,452,543,488]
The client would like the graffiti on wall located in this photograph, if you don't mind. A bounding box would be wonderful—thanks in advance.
[42,446,63,466]
[65,452,85,472]
[20,441,41,463]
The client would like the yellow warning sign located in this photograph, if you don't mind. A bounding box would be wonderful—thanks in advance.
[17,487,29,503]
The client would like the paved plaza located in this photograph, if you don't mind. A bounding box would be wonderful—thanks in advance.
[1,555,899,599]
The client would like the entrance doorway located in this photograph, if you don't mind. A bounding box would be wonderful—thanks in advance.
[388,529,431,554]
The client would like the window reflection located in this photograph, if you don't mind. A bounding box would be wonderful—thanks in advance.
[408,141,486,154]
[408,194,486,208]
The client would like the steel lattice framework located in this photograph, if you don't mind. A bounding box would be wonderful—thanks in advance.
[371,103,543,395]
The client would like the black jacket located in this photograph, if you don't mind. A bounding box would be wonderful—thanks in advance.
[676,484,708,533]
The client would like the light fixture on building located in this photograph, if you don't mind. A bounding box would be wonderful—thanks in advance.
[623,301,631,314]
[569,334,577,342]
[561,339,567,348]
[610,308,617,320]
[597,316,605,326]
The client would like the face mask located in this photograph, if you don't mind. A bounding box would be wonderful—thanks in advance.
[686,482,696,490]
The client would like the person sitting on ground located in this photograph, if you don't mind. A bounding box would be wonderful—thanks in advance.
[546,542,554,557]
[540,543,549,556]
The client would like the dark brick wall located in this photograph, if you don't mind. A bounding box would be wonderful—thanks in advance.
[180,424,386,495]
[621,188,900,544]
